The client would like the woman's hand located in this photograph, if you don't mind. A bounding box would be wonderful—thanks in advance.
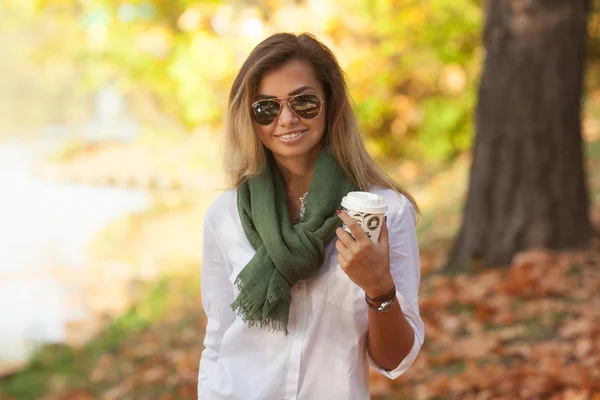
[335,210,395,298]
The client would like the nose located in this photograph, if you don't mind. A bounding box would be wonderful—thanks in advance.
[278,101,299,127]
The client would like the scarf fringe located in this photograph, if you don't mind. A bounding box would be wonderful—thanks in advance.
[266,288,290,304]
[231,277,291,335]
[244,317,290,336]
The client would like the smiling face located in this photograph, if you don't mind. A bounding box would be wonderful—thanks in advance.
[253,59,327,164]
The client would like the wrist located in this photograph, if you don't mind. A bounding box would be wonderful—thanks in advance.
[364,276,395,299]
[365,283,396,313]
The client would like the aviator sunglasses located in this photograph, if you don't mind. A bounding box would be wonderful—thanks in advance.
[251,94,325,125]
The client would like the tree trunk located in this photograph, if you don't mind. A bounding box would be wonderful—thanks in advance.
[447,0,593,270]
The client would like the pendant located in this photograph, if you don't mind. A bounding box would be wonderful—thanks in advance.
[299,192,307,220]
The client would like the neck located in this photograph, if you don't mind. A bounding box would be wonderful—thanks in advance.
[272,144,323,197]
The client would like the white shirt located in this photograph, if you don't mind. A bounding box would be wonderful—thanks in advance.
[198,186,424,400]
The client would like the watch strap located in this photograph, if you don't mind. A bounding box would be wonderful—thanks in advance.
[365,285,396,312]
[365,285,396,303]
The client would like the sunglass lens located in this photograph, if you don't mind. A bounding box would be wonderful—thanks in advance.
[289,94,321,119]
[252,100,280,125]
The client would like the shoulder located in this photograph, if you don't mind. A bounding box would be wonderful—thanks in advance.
[204,189,238,229]
[367,185,417,225]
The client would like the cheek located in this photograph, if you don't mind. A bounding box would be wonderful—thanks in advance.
[312,113,327,135]
[254,124,273,144]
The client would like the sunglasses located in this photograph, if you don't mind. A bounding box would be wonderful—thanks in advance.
[250,94,325,125]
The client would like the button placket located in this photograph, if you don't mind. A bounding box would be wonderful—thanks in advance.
[284,281,308,400]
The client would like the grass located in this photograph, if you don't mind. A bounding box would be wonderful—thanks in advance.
[586,138,600,160]
[0,273,200,400]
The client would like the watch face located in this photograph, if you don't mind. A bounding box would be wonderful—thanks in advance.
[378,299,393,311]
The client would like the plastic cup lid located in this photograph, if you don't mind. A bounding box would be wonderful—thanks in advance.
[341,191,388,213]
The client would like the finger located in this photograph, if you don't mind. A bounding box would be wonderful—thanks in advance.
[337,252,348,268]
[336,210,369,243]
[335,227,357,249]
[335,238,350,257]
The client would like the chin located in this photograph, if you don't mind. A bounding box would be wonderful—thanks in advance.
[271,143,322,160]
[271,148,307,159]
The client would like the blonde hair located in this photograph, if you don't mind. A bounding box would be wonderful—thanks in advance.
[224,32,420,215]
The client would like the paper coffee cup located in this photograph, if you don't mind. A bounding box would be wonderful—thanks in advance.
[341,191,388,244]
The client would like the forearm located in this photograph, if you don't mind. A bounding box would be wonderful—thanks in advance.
[366,293,415,371]
[335,206,419,371]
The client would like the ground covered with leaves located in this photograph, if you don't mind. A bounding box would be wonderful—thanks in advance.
[378,247,600,399]
[2,246,599,400]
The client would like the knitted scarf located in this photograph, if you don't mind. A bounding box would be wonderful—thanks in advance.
[232,146,356,333]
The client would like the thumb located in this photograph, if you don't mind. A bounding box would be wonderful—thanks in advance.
[378,215,389,247]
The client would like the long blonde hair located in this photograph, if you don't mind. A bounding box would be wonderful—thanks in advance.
[224,32,420,215]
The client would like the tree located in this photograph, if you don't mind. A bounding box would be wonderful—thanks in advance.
[448,0,594,270]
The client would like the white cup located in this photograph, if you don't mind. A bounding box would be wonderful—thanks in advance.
[340,191,388,244]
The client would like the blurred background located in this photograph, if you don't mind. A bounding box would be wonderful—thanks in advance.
[0,0,599,399]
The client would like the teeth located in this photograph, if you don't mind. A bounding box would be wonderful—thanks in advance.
[280,131,303,140]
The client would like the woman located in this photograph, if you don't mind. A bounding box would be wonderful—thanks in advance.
[198,32,424,400]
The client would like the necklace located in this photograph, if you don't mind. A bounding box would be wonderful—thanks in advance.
[287,191,308,223]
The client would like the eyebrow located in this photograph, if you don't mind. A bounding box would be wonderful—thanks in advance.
[255,85,315,100]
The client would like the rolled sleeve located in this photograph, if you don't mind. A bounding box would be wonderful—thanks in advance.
[368,290,424,379]
[368,194,425,379]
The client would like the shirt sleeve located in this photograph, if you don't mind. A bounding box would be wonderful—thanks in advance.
[368,195,425,379]
[197,212,236,398]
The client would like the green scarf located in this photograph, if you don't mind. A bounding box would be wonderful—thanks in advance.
[233,147,356,333]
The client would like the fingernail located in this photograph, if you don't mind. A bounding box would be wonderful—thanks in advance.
[336,209,342,215]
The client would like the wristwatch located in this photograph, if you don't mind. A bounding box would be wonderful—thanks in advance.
[365,286,396,312]
[366,296,395,312]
